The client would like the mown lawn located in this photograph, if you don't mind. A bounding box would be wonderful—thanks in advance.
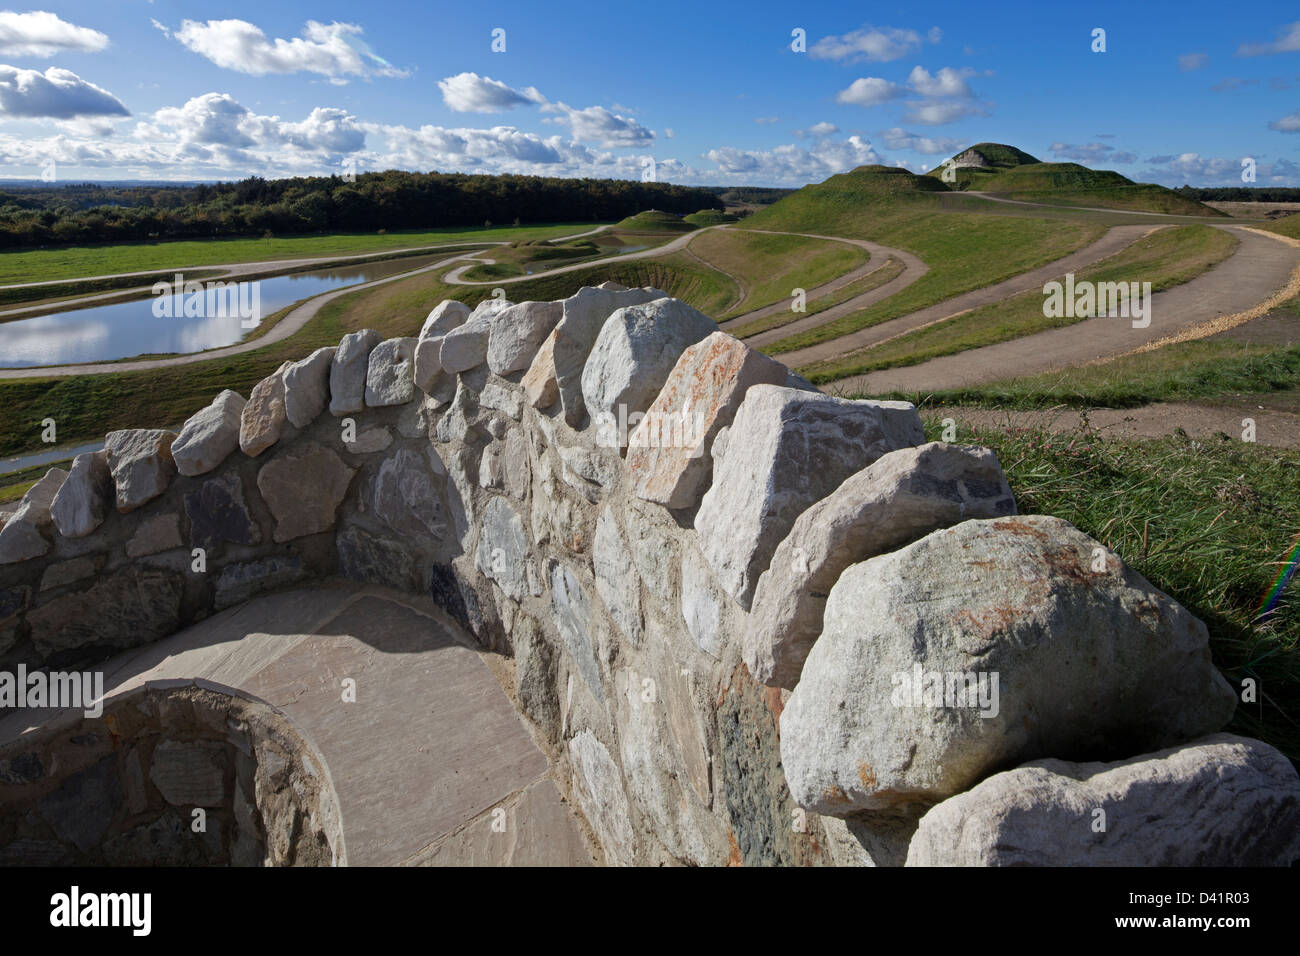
[0,222,608,285]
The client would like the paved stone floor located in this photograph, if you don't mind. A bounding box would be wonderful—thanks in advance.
[0,583,599,866]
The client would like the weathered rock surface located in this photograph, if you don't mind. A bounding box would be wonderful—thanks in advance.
[552,286,664,425]
[369,447,447,541]
[283,347,335,428]
[487,300,563,375]
[628,331,787,508]
[521,330,560,408]
[420,299,471,339]
[329,329,382,415]
[551,563,601,699]
[365,337,417,407]
[746,442,1017,688]
[172,390,246,478]
[125,511,182,558]
[514,614,560,743]
[0,469,66,564]
[342,425,392,455]
[695,386,924,608]
[105,429,178,512]
[49,452,112,539]
[680,546,725,659]
[568,730,635,866]
[257,445,356,542]
[906,734,1300,867]
[474,496,531,601]
[593,509,642,644]
[240,362,292,457]
[438,309,497,374]
[27,565,184,658]
[150,741,226,806]
[581,297,717,429]
[183,472,260,550]
[780,516,1238,816]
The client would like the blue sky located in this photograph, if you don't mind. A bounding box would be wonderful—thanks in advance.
[0,0,1297,187]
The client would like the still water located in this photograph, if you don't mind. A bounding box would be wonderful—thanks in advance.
[0,253,447,368]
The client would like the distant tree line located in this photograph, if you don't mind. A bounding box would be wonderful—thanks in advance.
[1177,185,1300,202]
[0,171,720,248]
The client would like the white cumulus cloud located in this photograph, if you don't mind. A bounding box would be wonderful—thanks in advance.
[437,72,544,113]
[0,65,127,118]
[0,10,108,56]
[170,19,406,80]
[541,102,653,147]
[810,25,935,64]
[836,77,903,107]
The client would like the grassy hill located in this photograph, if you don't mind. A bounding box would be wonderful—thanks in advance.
[927,143,1225,216]
[614,209,697,233]
[742,164,1105,356]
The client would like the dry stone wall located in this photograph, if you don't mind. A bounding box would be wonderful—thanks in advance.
[1,282,1297,866]
[0,682,343,866]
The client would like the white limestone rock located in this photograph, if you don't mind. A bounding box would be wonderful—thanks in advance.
[283,347,336,428]
[906,734,1300,867]
[329,329,382,415]
[780,516,1239,816]
[172,390,246,477]
[745,442,1016,689]
[365,337,417,407]
[487,300,563,375]
[581,297,717,430]
[49,451,112,539]
[694,385,924,608]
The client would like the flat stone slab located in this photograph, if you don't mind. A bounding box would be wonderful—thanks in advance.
[0,586,593,867]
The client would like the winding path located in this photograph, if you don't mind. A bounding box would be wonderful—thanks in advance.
[833,225,1300,395]
[774,224,1161,370]
[715,230,925,338]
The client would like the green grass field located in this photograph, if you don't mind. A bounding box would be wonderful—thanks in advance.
[881,339,1300,410]
[727,257,907,339]
[0,222,608,285]
[0,247,741,460]
[800,225,1239,382]
[940,416,1300,765]
[682,229,868,319]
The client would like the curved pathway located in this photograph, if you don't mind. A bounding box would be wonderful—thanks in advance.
[775,224,1160,370]
[441,225,725,285]
[715,229,924,336]
[0,584,601,866]
[833,226,1300,395]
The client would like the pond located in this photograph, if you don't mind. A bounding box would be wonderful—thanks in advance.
[0,253,449,368]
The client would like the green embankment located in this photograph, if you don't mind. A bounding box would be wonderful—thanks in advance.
[741,166,1107,354]
[800,225,1239,382]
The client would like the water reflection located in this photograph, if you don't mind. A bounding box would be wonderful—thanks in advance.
[0,253,447,368]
